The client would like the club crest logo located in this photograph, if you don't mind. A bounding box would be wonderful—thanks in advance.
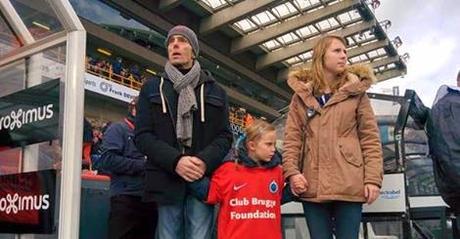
[269,180,278,194]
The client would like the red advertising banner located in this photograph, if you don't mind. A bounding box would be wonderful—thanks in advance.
[0,170,56,233]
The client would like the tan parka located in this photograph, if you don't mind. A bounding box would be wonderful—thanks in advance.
[282,64,383,203]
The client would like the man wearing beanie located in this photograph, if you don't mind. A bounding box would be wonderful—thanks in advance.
[135,25,232,238]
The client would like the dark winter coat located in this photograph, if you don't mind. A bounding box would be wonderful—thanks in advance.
[135,70,232,204]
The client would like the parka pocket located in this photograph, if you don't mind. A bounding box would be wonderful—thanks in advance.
[338,143,363,167]
[205,95,225,107]
[148,94,171,123]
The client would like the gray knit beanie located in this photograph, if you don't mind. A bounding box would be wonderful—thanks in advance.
[165,25,200,57]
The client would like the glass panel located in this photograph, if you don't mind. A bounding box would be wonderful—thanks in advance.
[10,0,64,40]
[296,24,319,38]
[233,18,257,33]
[277,32,299,45]
[200,0,228,10]
[271,2,298,19]
[0,43,65,237]
[70,0,163,48]
[262,39,281,51]
[0,59,26,97]
[0,148,21,175]
[0,12,22,58]
[251,11,276,27]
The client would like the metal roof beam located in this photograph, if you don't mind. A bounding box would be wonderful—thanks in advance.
[256,20,376,70]
[348,39,389,57]
[219,84,281,119]
[277,39,390,80]
[108,0,291,100]
[159,0,185,11]
[376,69,405,82]
[370,56,400,69]
[200,0,277,35]
[231,0,361,54]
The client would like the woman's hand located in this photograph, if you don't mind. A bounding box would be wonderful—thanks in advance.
[364,183,380,204]
[289,174,308,196]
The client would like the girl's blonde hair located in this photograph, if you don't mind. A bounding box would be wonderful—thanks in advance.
[245,119,275,143]
[290,35,348,96]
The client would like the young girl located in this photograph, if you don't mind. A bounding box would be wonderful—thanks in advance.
[190,119,283,239]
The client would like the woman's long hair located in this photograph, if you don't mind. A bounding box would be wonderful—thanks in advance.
[290,35,348,96]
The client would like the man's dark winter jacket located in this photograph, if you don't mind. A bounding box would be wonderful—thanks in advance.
[95,118,146,197]
[135,70,232,204]
[427,87,460,212]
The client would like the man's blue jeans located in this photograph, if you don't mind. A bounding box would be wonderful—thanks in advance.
[302,201,363,239]
[156,195,214,239]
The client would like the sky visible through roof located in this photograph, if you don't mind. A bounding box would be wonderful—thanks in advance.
[371,0,460,106]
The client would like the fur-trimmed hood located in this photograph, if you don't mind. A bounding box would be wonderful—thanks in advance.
[287,64,376,98]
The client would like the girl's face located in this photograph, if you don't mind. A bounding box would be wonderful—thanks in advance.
[323,39,348,75]
[248,130,276,164]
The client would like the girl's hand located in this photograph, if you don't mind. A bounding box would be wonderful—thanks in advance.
[364,183,380,204]
[289,174,308,196]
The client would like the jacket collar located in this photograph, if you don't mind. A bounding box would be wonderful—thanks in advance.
[158,69,215,86]
[287,64,376,108]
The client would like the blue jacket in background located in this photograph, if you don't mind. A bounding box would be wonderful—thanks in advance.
[94,118,146,197]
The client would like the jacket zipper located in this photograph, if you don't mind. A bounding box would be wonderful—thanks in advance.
[161,84,185,153]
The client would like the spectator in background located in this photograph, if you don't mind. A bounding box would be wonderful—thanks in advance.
[135,25,232,239]
[90,127,103,156]
[82,118,93,169]
[130,64,141,81]
[94,97,157,239]
[112,57,123,75]
[427,69,460,237]
[112,57,123,81]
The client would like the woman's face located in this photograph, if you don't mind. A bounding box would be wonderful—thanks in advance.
[323,39,348,75]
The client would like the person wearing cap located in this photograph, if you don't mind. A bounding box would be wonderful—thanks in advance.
[94,97,157,239]
[135,25,232,239]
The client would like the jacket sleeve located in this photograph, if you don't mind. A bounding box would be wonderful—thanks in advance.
[134,80,181,174]
[98,123,145,175]
[357,93,383,187]
[282,96,304,179]
[187,177,210,201]
[196,92,233,175]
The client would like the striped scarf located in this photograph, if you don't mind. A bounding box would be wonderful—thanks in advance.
[165,61,201,147]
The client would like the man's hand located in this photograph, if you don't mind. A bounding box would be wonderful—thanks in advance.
[364,184,380,204]
[175,156,205,182]
[289,174,308,196]
[190,156,207,174]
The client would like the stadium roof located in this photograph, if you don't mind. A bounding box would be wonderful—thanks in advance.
[90,0,408,119]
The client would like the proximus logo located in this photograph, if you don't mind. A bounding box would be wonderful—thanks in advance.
[0,104,54,131]
[0,193,50,214]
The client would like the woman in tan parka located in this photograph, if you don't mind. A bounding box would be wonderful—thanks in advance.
[282,35,383,239]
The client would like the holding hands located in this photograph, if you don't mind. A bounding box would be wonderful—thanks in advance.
[289,174,308,196]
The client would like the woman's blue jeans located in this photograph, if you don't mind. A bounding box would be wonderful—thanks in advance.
[302,201,363,239]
